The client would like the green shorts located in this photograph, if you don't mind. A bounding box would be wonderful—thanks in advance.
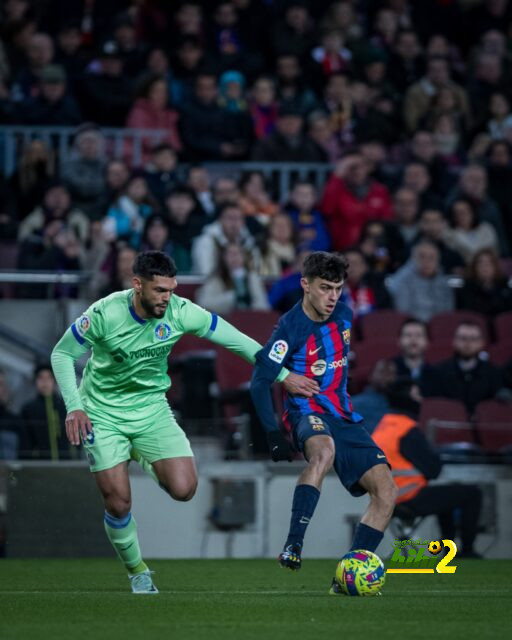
[82,398,193,472]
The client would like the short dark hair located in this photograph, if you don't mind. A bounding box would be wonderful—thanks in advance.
[34,362,53,379]
[133,251,177,279]
[399,318,428,337]
[302,251,348,282]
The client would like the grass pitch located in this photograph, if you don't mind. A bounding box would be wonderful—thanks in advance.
[1,559,511,640]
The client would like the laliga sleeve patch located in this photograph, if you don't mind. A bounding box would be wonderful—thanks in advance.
[268,339,288,364]
[75,314,91,337]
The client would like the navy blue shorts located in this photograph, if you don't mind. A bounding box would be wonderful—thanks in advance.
[290,413,388,497]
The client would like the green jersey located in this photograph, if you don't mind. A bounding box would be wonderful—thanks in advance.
[51,289,287,416]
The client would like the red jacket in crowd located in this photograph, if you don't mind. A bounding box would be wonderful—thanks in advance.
[320,175,393,250]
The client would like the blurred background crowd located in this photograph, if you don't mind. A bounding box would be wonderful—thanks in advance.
[1,0,512,460]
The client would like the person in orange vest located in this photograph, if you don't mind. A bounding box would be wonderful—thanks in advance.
[372,408,483,558]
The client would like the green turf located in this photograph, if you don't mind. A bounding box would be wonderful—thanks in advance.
[0,559,511,640]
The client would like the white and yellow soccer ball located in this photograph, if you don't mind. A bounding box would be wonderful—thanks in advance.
[335,549,386,596]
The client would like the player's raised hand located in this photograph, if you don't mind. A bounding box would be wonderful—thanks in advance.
[283,372,320,398]
[267,431,294,462]
[65,410,93,446]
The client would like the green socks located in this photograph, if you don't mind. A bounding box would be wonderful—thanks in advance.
[103,511,148,575]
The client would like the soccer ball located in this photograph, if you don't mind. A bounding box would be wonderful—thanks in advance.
[335,549,386,596]
[428,540,443,555]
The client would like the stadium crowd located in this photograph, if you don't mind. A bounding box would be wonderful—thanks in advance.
[1,0,512,459]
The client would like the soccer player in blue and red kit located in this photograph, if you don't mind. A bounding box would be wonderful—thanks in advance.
[250,252,398,593]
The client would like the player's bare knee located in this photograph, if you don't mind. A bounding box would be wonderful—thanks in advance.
[167,478,197,501]
[105,495,131,518]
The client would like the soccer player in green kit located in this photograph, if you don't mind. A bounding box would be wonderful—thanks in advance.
[51,251,317,594]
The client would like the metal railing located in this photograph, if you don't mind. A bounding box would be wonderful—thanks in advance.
[0,126,334,197]
[1,126,169,175]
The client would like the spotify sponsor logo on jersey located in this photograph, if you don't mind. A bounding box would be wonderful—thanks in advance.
[310,356,347,376]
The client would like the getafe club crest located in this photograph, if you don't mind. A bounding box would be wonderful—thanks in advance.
[155,322,171,341]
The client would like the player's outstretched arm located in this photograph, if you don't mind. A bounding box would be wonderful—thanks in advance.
[51,329,93,445]
[204,315,318,395]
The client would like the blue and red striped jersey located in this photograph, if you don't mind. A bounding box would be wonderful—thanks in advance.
[251,300,362,433]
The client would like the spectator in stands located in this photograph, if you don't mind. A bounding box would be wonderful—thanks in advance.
[186,165,215,216]
[196,242,269,316]
[17,214,83,298]
[283,180,331,252]
[18,181,89,245]
[80,40,133,126]
[11,32,55,102]
[443,197,499,263]
[311,28,352,82]
[320,72,354,152]
[143,143,180,206]
[321,151,393,251]
[101,244,137,296]
[0,369,20,460]
[274,52,319,116]
[405,133,449,202]
[0,176,17,239]
[180,72,248,160]
[486,139,512,243]
[251,106,325,162]
[389,319,436,413]
[239,171,279,224]
[111,13,147,77]
[139,214,173,256]
[272,2,316,61]
[343,247,391,321]
[393,186,420,247]
[402,162,442,211]
[456,248,512,318]
[423,322,502,414]
[403,56,470,133]
[387,28,424,94]
[54,21,89,93]
[267,249,311,313]
[61,124,107,220]
[483,92,512,139]
[386,239,454,322]
[249,76,279,140]
[358,219,406,274]
[145,47,184,108]
[170,36,205,103]
[98,159,130,216]
[191,203,260,275]
[19,363,70,460]
[259,212,297,277]
[104,173,158,247]
[8,138,55,220]
[212,176,241,214]
[307,109,343,163]
[20,64,81,125]
[125,73,182,163]
[372,409,483,558]
[446,164,509,256]
[351,359,394,435]
[413,208,465,275]
[164,186,208,273]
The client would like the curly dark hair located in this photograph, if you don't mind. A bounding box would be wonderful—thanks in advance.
[302,251,348,282]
